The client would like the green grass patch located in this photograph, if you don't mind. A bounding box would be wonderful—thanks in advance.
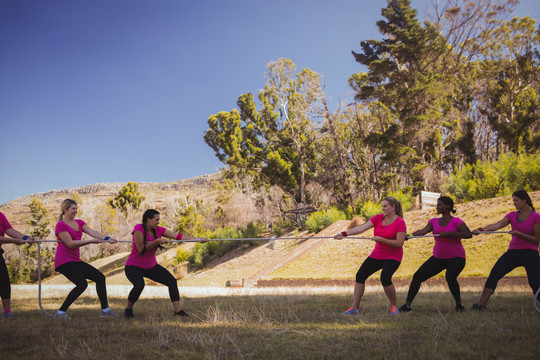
[2,290,539,359]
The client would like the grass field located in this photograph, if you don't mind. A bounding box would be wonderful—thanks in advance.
[1,285,539,359]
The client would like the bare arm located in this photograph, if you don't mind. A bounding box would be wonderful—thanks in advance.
[472,217,510,235]
[4,228,35,244]
[372,231,406,248]
[133,230,167,254]
[81,224,118,244]
[409,222,433,239]
[57,231,100,249]
[0,235,25,245]
[509,222,540,246]
[162,229,206,242]
[439,222,473,239]
[334,220,374,239]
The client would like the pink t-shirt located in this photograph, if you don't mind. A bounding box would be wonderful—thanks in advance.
[506,211,540,251]
[125,224,176,269]
[369,214,407,261]
[0,212,13,250]
[54,219,86,268]
[428,217,466,259]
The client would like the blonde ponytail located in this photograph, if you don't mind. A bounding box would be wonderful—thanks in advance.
[58,199,77,222]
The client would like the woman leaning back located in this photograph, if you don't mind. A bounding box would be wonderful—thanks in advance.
[471,190,540,310]
[124,209,206,318]
[335,196,407,315]
[0,211,35,319]
[400,196,472,313]
[53,199,119,319]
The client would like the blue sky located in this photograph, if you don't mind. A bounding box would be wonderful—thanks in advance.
[1,0,539,205]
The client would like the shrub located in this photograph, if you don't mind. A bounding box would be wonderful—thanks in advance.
[305,207,346,233]
[187,222,265,268]
[387,189,414,212]
[174,247,190,265]
[444,153,540,201]
[272,217,295,236]
[359,200,380,220]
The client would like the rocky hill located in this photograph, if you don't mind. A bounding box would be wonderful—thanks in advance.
[0,173,221,236]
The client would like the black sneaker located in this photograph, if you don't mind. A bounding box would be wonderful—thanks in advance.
[174,309,189,317]
[124,308,135,319]
[455,304,465,312]
[399,304,412,312]
[471,304,485,311]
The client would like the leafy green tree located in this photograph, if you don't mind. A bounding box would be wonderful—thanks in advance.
[478,16,540,154]
[26,197,50,239]
[205,58,324,224]
[95,203,118,234]
[108,182,145,217]
[174,196,206,236]
[14,198,55,282]
[349,0,455,193]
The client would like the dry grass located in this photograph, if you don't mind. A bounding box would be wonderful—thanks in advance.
[269,191,540,281]
[1,286,539,359]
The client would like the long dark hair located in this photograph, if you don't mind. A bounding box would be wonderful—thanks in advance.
[438,196,456,214]
[512,190,535,211]
[140,209,160,256]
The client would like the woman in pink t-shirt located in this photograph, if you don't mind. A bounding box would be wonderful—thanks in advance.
[334,196,407,315]
[124,209,206,319]
[0,211,35,319]
[471,190,540,310]
[53,199,119,319]
[400,196,472,313]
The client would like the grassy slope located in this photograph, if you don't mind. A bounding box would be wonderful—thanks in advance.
[3,183,538,286]
[269,191,540,280]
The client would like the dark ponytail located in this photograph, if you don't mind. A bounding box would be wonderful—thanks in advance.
[438,196,457,214]
[512,190,535,211]
[140,209,160,256]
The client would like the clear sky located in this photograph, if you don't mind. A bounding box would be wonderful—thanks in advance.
[1,0,538,205]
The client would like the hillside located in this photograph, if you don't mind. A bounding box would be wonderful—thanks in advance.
[1,179,538,287]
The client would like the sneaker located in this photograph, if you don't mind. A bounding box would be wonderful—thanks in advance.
[455,304,465,312]
[124,308,135,319]
[54,311,70,319]
[471,304,485,311]
[388,305,400,315]
[2,310,15,319]
[399,304,412,312]
[342,307,361,315]
[174,309,189,317]
[100,308,119,318]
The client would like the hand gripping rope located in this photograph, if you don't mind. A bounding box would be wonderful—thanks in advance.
[33,233,540,314]
[29,235,391,316]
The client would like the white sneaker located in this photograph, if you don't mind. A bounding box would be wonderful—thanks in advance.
[54,311,70,319]
[100,308,119,318]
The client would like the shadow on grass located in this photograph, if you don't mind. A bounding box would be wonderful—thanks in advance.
[3,291,539,360]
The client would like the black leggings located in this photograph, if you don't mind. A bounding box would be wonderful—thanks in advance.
[56,261,109,311]
[485,249,540,297]
[356,257,401,287]
[406,256,466,305]
[0,251,11,300]
[125,265,180,303]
